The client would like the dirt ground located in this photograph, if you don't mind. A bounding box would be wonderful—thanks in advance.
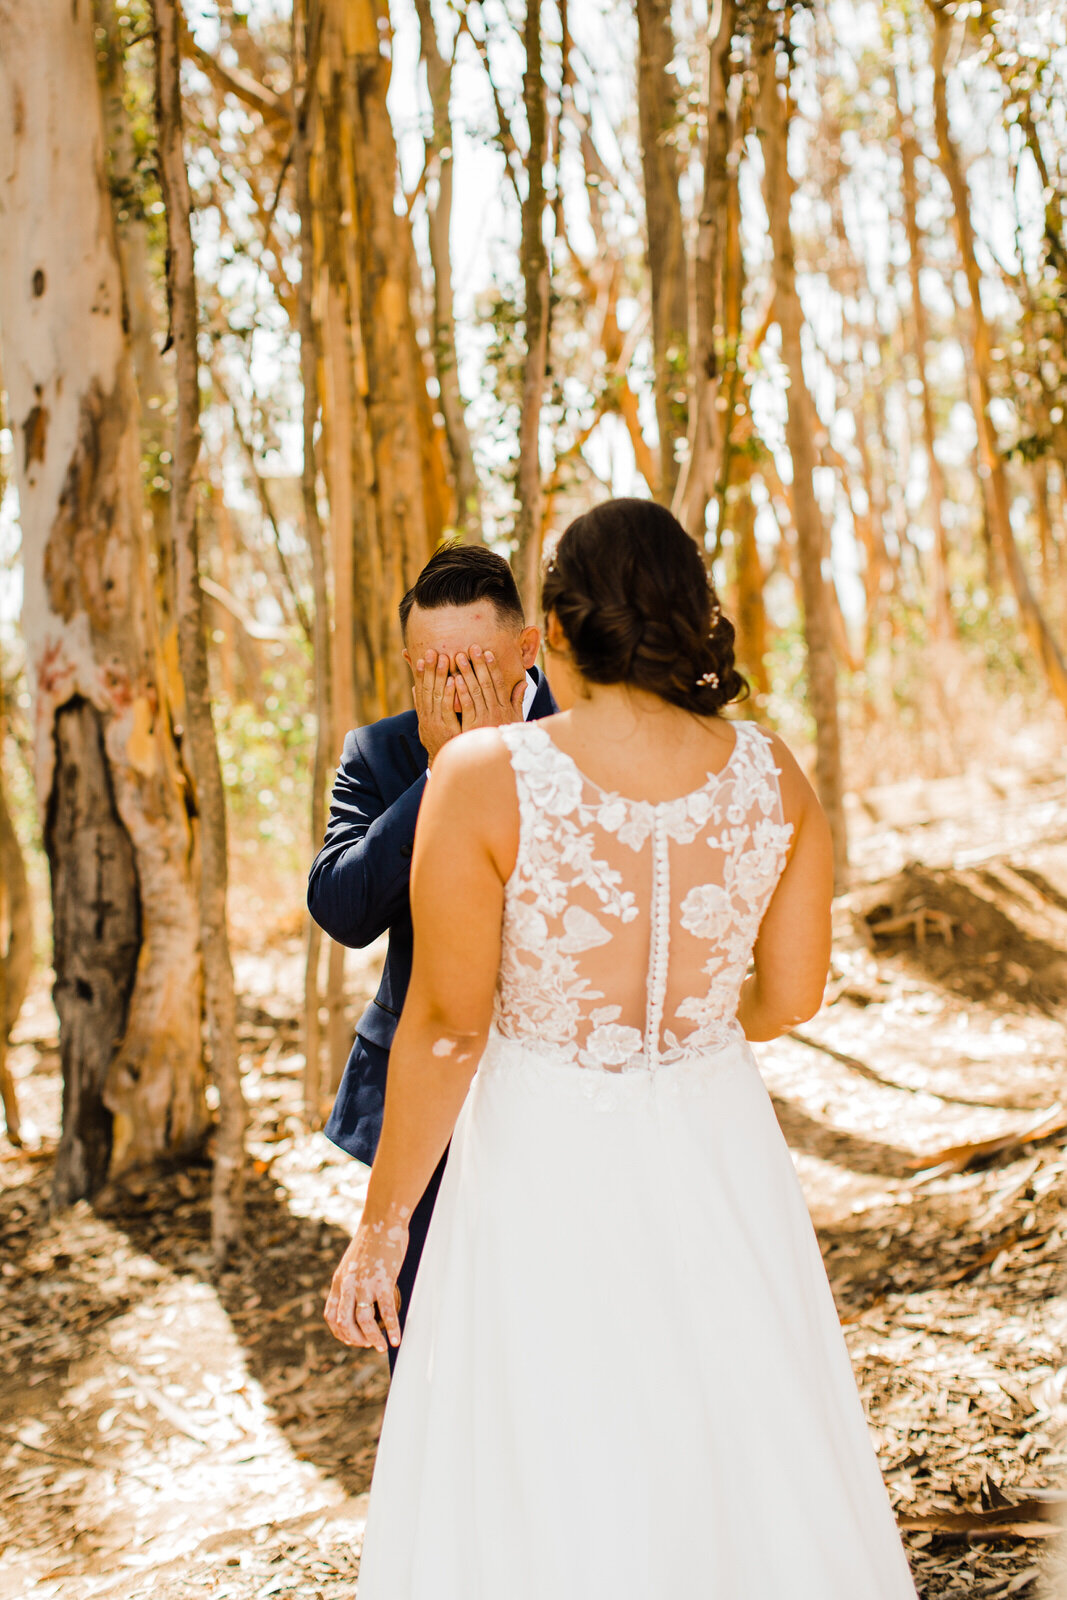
[2,753,1067,1599]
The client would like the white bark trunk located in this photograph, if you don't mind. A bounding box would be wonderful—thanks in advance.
[0,0,206,1196]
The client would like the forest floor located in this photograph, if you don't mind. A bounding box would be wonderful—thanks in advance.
[2,751,1067,1599]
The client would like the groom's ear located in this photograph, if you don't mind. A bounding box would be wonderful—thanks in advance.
[519,625,541,668]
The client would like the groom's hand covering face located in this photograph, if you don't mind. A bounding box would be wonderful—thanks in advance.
[403,601,540,767]
[452,645,527,728]
[410,648,462,766]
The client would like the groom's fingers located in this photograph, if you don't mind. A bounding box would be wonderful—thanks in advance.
[414,655,437,734]
[454,667,476,725]
[454,652,486,718]
[480,649,511,712]
[467,646,502,710]
[415,651,434,715]
[431,650,450,712]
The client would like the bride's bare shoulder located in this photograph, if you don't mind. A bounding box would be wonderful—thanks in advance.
[754,726,824,827]
[422,730,522,874]
[424,728,523,824]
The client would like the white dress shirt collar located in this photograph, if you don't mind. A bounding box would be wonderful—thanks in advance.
[522,669,538,721]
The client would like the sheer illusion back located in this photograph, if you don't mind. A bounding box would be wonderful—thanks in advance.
[493,720,794,1071]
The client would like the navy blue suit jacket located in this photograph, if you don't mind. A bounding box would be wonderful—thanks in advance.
[308,668,557,1165]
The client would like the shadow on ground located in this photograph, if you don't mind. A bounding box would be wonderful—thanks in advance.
[861,862,1067,1014]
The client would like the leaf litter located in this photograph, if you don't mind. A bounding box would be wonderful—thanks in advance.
[0,764,1065,1598]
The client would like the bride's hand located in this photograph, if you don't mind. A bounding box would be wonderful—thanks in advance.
[324,1213,408,1353]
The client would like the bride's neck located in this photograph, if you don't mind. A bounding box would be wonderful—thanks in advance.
[568,681,693,731]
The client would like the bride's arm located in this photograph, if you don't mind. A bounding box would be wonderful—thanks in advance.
[737,738,834,1043]
[324,730,519,1352]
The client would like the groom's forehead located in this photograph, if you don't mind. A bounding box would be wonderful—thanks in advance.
[404,602,510,650]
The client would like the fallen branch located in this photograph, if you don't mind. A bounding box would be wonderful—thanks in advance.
[898,1497,1065,1539]
[907,1104,1067,1176]
[786,1029,1039,1114]
[868,906,956,945]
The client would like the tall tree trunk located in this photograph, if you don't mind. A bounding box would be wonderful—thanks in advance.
[894,82,953,638]
[95,0,178,664]
[346,0,447,700]
[672,0,736,546]
[0,666,31,1146]
[315,22,363,738]
[1033,457,1055,582]
[635,0,689,502]
[294,0,332,1125]
[756,26,849,888]
[515,0,550,612]
[732,470,769,698]
[210,484,237,700]
[152,0,245,1261]
[929,0,1067,711]
[852,378,894,644]
[0,0,207,1201]
[312,0,445,724]
[312,10,363,1092]
[414,0,482,542]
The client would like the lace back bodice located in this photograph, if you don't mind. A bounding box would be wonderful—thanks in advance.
[493,720,793,1071]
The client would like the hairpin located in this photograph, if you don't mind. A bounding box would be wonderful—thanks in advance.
[697,669,719,688]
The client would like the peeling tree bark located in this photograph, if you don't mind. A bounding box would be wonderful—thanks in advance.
[756,25,849,888]
[0,0,207,1200]
[95,0,178,664]
[152,0,246,1261]
[635,0,689,502]
[47,700,141,1199]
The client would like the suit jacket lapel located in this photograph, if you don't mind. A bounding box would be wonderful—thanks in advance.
[399,727,428,783]
[528,667,557,721]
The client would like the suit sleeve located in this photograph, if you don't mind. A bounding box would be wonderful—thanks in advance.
[307,728,427,949]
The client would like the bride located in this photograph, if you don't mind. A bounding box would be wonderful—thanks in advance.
[325,498,917,1598]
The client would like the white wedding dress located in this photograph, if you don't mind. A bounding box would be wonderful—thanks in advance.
[356,720,916,1599]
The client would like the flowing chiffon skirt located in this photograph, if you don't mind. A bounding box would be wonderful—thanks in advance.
[356,1031,917,1599]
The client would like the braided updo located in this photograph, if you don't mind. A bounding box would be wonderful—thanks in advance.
[541,499,747,715]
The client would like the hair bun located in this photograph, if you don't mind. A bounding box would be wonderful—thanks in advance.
[541,500,747,715]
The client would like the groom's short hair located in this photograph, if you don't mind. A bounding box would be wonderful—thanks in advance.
[399,542,525,635]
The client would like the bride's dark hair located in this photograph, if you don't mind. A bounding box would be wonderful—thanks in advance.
[541,498,747,715]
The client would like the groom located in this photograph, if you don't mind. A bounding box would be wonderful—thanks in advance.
[310,542,555,1366]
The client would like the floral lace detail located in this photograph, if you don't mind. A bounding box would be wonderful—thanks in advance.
[494,720,793,1073]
